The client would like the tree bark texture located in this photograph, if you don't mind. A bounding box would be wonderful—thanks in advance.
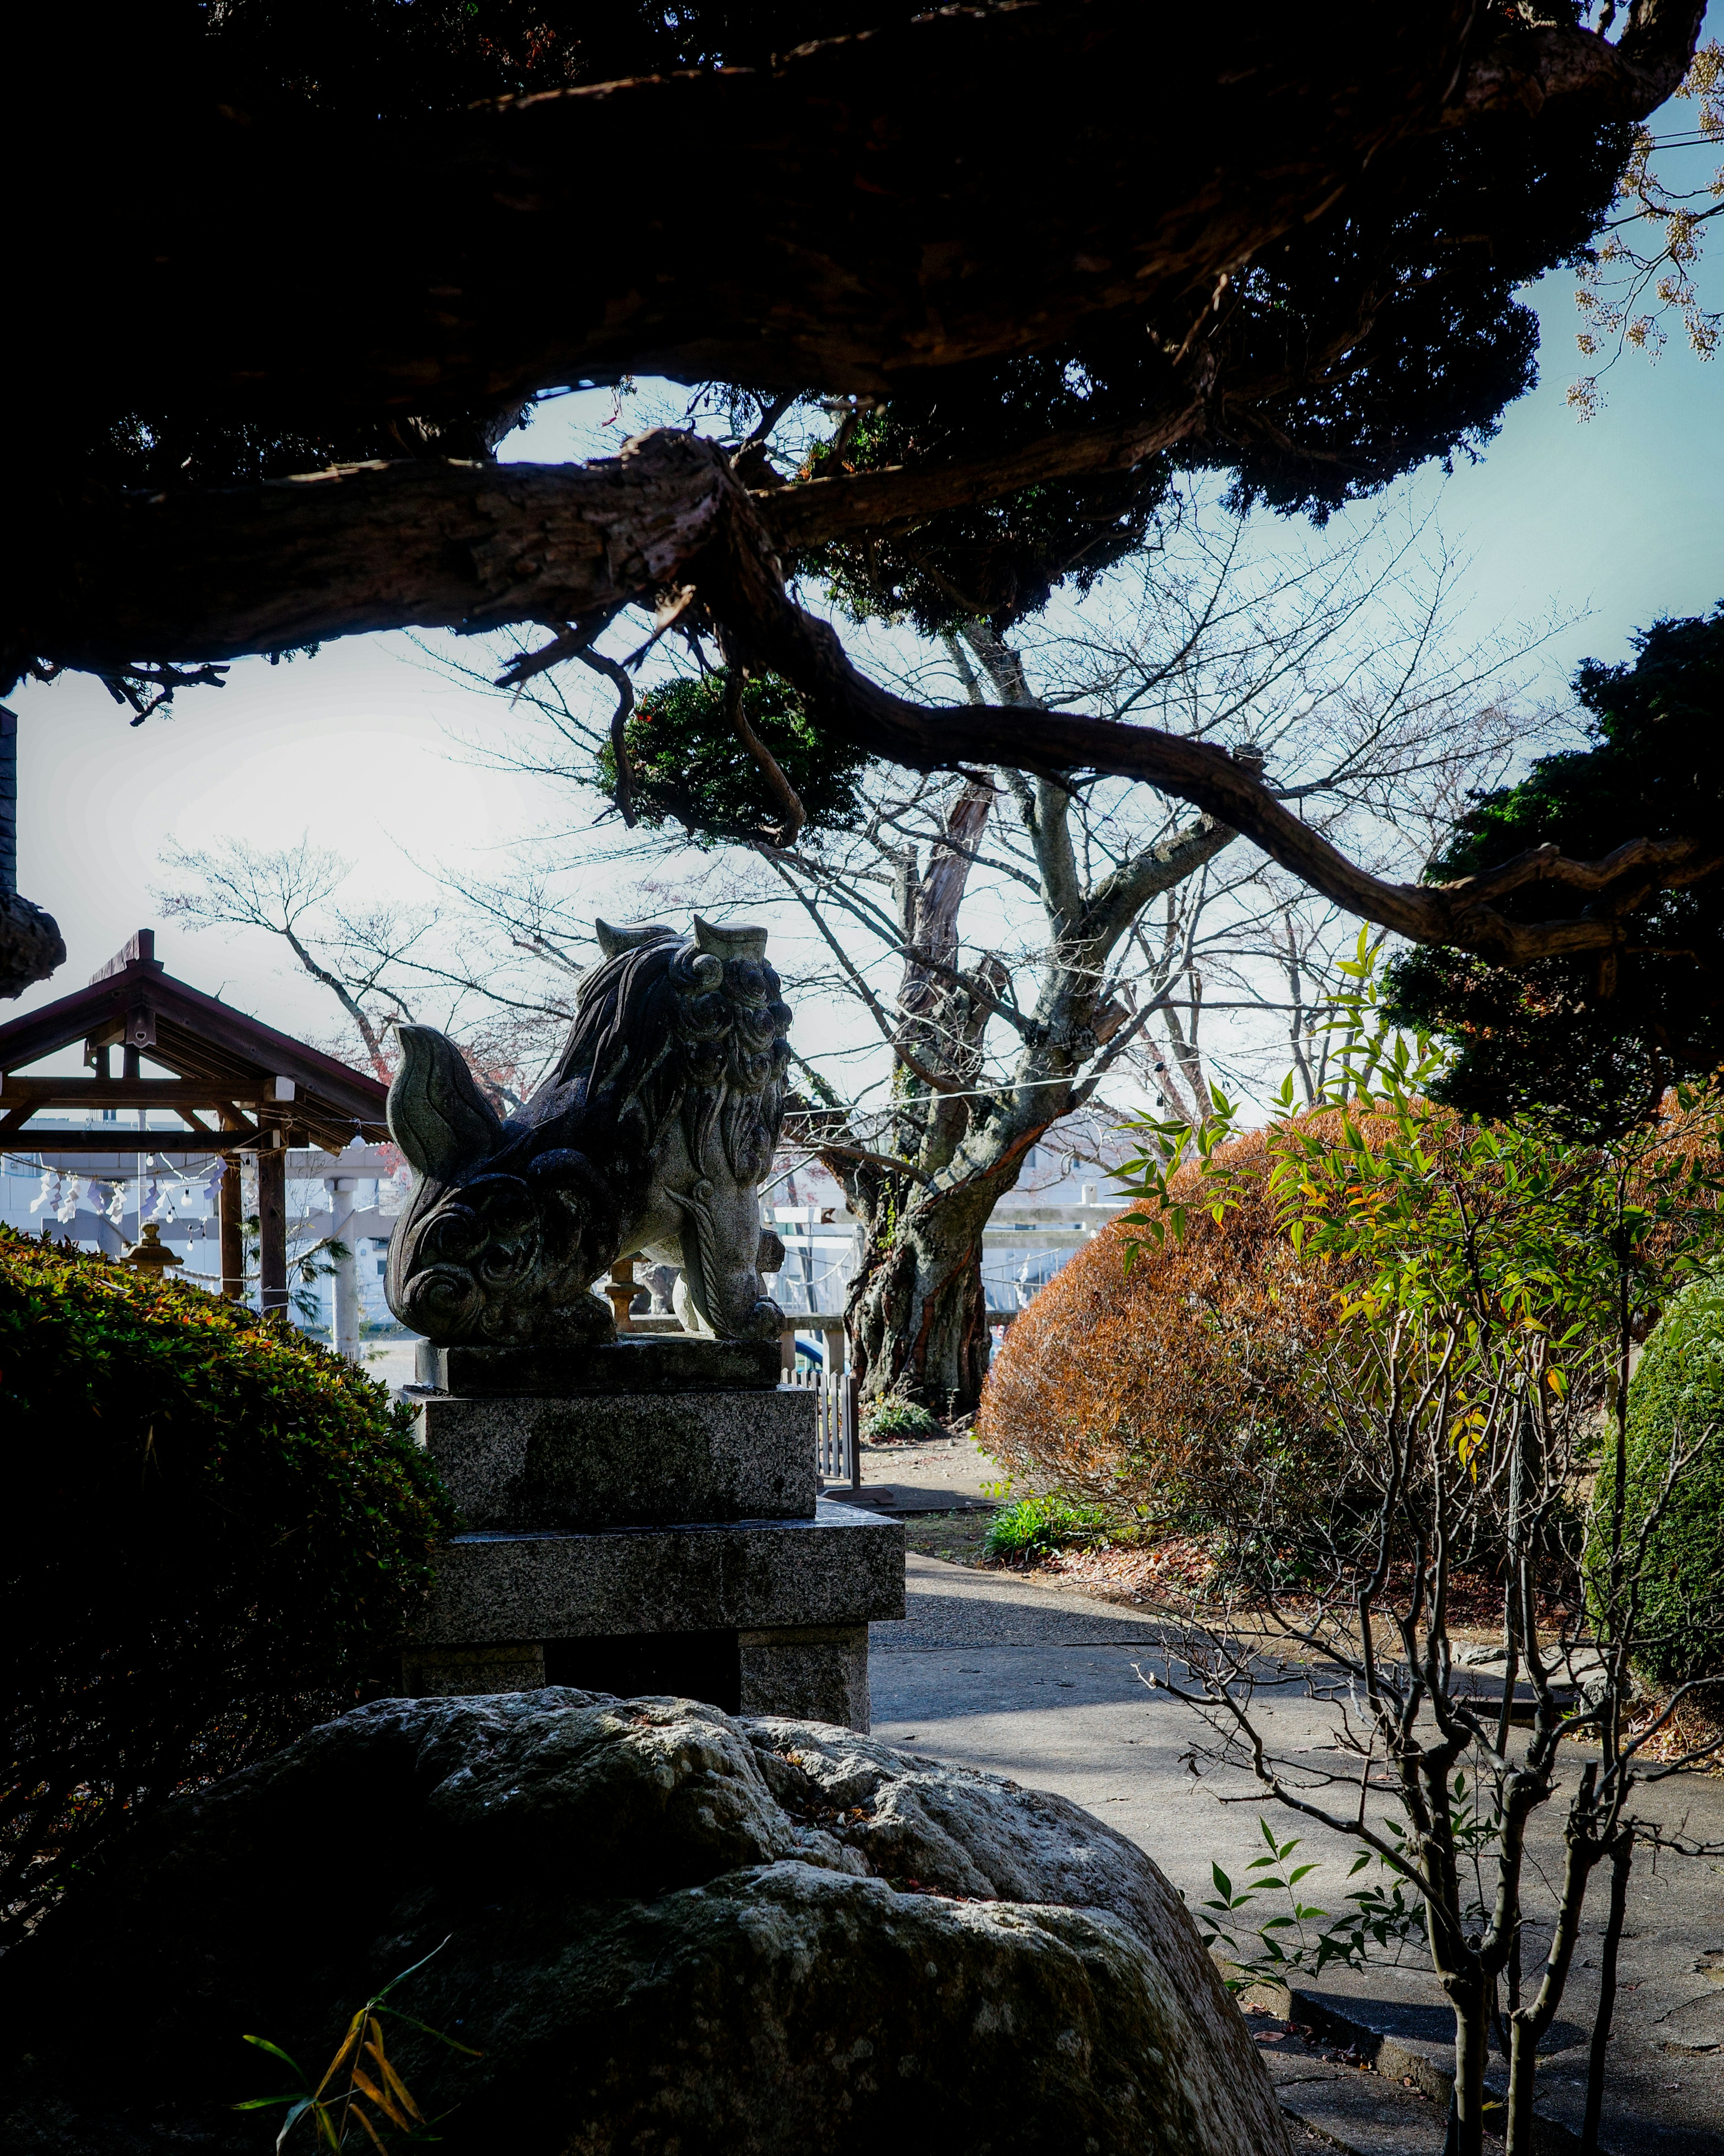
[835,778,1011,1411]
[848,1173,1002,1419]
[1446,1975,1491,2156]
[1580,1832,1633,2153]
[24,450,730,672]
[813,639,1239,1411]
[19,427,1721,977]
[13,4,1701,429]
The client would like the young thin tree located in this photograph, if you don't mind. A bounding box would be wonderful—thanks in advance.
[1122,969,1724,2156]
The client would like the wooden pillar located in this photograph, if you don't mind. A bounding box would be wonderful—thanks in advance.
[604,1254,638,1334]
[218,1155,246,1301]
[256,1145,288,1316]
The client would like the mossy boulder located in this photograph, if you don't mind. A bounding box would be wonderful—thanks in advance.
[0,1692,1293,2156]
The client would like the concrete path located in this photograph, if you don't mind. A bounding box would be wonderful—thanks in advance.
[870,1551,1724,2155]
[1255,2014,1452,2153]
[831,1427,1005,1515]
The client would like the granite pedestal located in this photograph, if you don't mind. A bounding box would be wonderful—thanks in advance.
[401,1336,903,1729]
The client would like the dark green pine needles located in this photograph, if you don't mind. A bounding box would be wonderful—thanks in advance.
[1388,606,1724,1138]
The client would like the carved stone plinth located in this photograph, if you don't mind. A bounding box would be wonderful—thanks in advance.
[387,913,900,1726]
[416,1336,783,1397]
[401,1377,903,1730]
[411,1386,818,1529]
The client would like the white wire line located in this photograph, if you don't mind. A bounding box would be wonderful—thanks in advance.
[2,1115,388,1182]
[4,1147,229,1173]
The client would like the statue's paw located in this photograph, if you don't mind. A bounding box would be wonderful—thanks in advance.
[544,1289,616,1346]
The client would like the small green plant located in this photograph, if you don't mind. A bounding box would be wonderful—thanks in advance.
[1198,1818,1432,1992]
[235,1943,480,2149]
[863,1394,943,1443]
[983,1490,1111,1562]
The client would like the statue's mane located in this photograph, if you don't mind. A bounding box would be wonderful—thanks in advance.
[384,915,790,1345]
[550,932,693,1162]
[537,923,790,1185]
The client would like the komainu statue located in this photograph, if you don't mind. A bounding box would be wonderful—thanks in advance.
[384,917,791,1345]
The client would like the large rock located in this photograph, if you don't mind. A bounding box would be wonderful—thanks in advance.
[0,1691,1292,2155]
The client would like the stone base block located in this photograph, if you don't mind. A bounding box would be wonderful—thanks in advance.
[739,1624,870,1729]
[412,1385,817,1530]
[417,1335,781,1397]
[400,1641,546,1697]
[405,1500,903,1643]
[399,1503,901,1732]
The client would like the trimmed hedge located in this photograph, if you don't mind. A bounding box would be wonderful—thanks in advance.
[1,1227,453,1932]
[1605,1274,1724,1683]
[976,1128,1344,1527]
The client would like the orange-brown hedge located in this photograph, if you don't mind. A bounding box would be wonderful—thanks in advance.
[976,1127,1347,1524]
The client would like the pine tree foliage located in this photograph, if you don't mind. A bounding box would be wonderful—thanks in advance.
[1387,608,1724,1135]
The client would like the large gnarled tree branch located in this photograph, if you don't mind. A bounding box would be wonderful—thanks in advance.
[690,436,1724,973]
[21,427,1719,974]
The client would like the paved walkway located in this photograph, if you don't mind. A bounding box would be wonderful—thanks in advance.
[870,1551,1724,2155]
[831,1427,1005,1514]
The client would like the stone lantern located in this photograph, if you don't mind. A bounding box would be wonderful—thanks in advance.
[121,1221,184,1275]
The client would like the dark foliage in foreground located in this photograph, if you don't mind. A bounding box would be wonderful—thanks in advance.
[1388,608,1724,1138]
[0,1227,453,1937]
[71,5,1635,642]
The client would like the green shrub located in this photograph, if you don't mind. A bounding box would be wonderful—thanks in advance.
[0,1227,454,1934]
[863,1394,944,1443]
[1598,1273,1724,1683]
[983,1491,1112,1563]
[595,668,870,844]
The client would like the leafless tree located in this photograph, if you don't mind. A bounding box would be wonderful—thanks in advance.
[419,498,1554,1409]
[153,836,563,1110]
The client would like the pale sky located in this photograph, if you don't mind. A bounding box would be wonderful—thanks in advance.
[8,73,1722,1094]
